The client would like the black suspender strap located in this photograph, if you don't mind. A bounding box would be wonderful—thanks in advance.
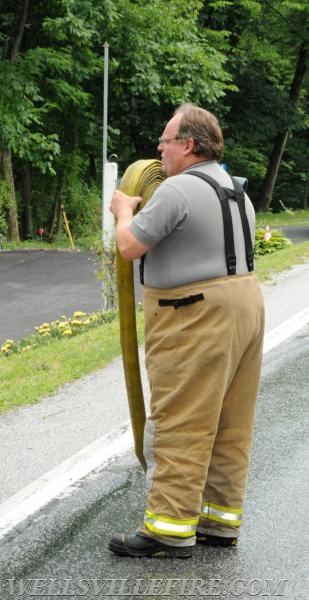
[139,254,145,285]
[189,171,236,275]
[230,176,254,272]
[189,171,254,275]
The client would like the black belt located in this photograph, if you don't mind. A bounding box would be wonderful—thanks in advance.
[158,293,204,309]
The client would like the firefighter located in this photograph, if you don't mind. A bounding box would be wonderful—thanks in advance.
[109,103,265,558]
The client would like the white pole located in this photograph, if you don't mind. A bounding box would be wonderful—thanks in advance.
[103,161,118,242]
[102,41,109,236]
[101,43,118,312]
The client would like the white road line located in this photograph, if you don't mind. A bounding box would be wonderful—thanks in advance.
[0,307,308,540]
[263,306,309,354]
[0,425,133,539]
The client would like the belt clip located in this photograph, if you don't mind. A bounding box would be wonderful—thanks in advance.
[158,293,204,309]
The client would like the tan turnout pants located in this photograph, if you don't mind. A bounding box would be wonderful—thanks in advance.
[141,273,265,545]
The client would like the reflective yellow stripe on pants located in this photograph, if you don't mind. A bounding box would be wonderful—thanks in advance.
[201,501,243,527]
[144,510,198,538]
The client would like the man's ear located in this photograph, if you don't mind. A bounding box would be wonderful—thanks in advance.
[183,137,195,155]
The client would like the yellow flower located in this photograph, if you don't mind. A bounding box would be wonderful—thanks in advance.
[37,324,51,336]
[62,328,73,336]
[70,319,83,326]
[73,311,86,318]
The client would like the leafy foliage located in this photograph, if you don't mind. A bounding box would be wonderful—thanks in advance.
[0,179,11,235]
[254,227,292,257]
[0,0,308,239]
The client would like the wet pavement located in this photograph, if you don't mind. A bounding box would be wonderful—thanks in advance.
[0,329,308,599]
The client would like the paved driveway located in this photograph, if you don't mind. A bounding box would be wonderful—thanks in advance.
[281,225,309,242]
[0,250,102,345]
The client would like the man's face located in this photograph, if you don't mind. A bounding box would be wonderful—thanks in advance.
[158,114,188,177]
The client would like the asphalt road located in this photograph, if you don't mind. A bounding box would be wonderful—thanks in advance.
[0,328,308,599]
[0,250,102,345]
[0,250,143,346]
[282,225,309,243]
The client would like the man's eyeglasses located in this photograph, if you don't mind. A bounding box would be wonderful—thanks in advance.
[158,136,183,145]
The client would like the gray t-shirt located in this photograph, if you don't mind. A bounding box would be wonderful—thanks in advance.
[129,161,256,288]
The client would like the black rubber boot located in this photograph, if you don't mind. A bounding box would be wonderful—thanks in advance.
[196,531,237,547]
[109,532,193,558]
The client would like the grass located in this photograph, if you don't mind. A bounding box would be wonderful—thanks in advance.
[1,211,309,416]
[256,208,309,227]
[255,241,309,282]
[0,232,100,252]
[0,310,144,415]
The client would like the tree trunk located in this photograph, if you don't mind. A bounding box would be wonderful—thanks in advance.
[257,42,308,211]
[304,179,308,209]
[257,131,289,211]
[22,162,33,238]
[3,0,30,62]
[55,201,63,239]
[88,153,97,182]
[1,0,30,240]
[1,148,20,241]
[50,173,65,239]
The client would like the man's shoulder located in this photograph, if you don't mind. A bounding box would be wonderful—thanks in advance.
[155,174,191,198]
[185,162,233,185]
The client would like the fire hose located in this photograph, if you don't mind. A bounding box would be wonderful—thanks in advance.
[116,159,165,470]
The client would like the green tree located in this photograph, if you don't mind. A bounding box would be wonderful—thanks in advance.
[105,0,234,168]
[0,1,62,239]
[202,0,309,210]
[250,0,309,210]
[0,0,112,240]
[2,0,307,240]
[0,0,29,240]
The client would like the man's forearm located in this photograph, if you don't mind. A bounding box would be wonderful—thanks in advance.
[116,210,149,260]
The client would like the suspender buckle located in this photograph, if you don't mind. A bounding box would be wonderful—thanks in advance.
[227,255,237,275]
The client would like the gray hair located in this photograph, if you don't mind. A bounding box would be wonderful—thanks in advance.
[175,103,224,160]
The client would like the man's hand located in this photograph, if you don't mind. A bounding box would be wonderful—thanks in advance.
[110,190,149,260]
[110,190,142,217]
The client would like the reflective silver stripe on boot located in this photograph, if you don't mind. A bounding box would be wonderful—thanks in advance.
[144,510,198,538]
[201,502,243,526]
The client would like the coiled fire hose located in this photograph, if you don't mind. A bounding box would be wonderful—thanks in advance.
[116,159,166,470]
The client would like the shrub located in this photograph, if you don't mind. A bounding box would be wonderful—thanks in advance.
[254,227,292,257]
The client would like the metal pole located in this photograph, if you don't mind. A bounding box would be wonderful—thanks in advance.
[101,42,116,312]
[102,42,109,236]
